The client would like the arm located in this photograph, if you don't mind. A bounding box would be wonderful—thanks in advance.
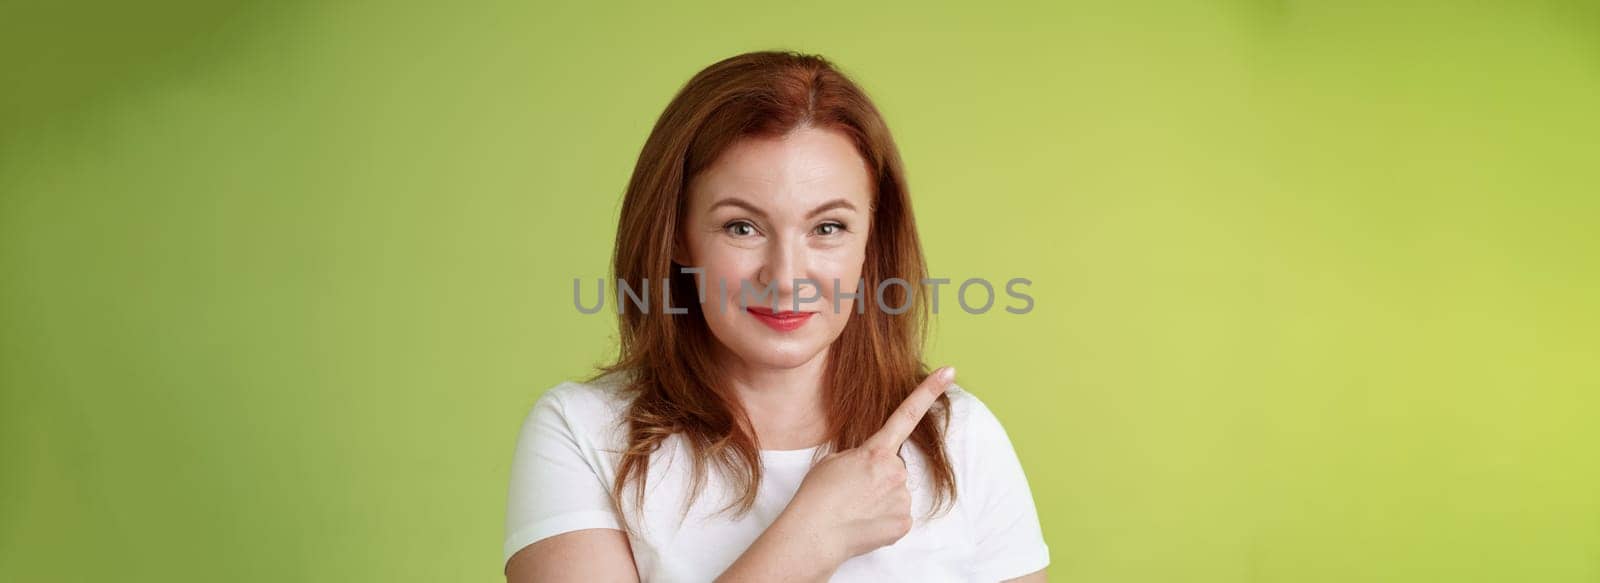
[503,512,839,583]
[505,515,841,583]
[506,529,639,583]
[714,508,845,582]
[504,386,640,583]
[502,518,1045,583]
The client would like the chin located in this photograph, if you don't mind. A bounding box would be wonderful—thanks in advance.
[727,335,829,370]
[739,339,825,366]
[751,346,825,369]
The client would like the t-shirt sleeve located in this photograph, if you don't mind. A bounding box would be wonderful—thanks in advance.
[960,393,1050,581]
[502,384,625,565]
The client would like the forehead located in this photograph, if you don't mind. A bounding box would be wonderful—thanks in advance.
[688,127,873,212]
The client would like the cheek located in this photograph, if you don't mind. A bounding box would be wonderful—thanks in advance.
[688,250,768,331]
[810,247,868,315]
[814,245,867,288]
[687,241,757,292]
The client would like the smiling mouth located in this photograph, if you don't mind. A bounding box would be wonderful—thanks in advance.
[746,306,816,332]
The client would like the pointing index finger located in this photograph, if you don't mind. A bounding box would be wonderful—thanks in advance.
[866,366,955,451]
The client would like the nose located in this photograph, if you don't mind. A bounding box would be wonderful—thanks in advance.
[757,235,817,308]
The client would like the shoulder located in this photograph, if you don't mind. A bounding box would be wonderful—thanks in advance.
[517,370,635,447]
[941,382,1006,437]
[533,370,634,418]
[938,384,1051,583]
[937,382,1021,460]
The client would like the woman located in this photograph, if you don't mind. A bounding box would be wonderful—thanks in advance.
[504,50,1048,582]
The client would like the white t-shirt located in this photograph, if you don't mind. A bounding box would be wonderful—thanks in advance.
[503,372,1050,582]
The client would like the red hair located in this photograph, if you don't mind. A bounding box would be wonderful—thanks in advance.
[599,50,955,523]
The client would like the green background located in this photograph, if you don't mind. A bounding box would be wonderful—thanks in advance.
[3,1,1597,581]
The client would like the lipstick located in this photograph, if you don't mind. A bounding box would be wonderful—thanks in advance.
[746,305,816,332]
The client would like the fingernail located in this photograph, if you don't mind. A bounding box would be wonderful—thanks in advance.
[939,366,956,382]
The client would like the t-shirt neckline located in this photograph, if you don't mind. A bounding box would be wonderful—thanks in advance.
[759,444,823,465]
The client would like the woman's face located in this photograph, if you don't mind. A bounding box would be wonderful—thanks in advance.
[677,125,873,371]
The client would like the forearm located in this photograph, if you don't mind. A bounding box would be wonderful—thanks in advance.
[715,512,843,583]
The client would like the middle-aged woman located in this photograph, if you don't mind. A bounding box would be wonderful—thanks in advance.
[504,50,1049,582]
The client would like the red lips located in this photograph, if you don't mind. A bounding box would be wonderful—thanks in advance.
[746,306,816,332]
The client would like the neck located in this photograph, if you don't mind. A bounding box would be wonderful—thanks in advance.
[717,345,831,451]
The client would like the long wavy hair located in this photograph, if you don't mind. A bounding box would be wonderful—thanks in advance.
[598,50,955,525]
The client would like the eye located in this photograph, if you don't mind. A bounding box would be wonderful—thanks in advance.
[814,221,847,237]
[723,220,758,237]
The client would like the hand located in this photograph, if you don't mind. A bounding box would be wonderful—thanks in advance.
[777,366,957,562]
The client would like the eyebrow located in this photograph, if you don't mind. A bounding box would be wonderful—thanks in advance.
[707,197,860,219]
